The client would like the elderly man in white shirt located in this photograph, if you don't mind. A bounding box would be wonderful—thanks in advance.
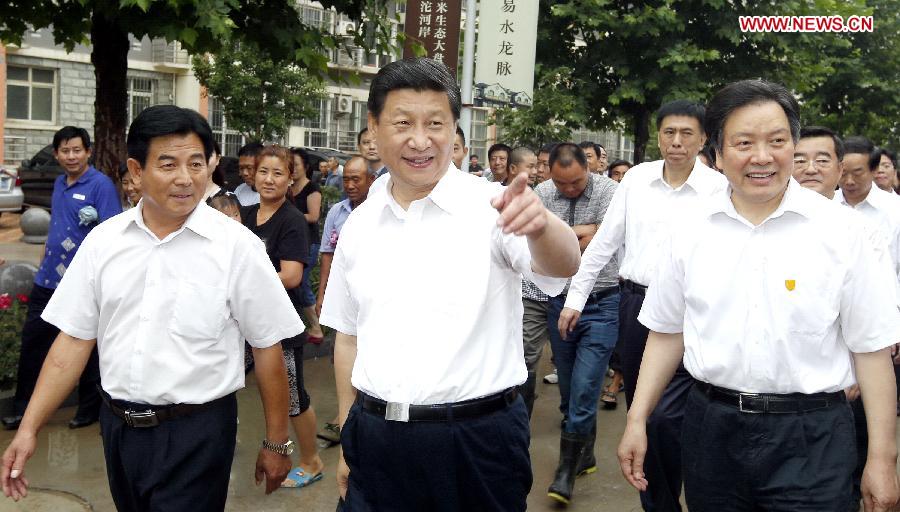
[0,106,303,509]
[619,80,900,512]
[320,58,580,512]
[559,100,726,512]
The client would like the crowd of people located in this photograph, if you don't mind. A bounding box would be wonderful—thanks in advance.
[0,56,899,512]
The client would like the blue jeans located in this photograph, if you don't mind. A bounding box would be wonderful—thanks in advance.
[547,291,620,435]
[296,243,320,308]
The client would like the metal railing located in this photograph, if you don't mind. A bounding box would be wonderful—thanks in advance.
[151,40,190,65]
[3,136,27,167]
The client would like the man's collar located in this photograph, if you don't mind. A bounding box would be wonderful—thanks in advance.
[835,185,877,209]
[653,158,711,191]
[708,177,815,224]
[381,164,465,217]
[63,166,96,187]
[126,200,216,241]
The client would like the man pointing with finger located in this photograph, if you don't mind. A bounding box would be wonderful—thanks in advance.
[320,58,580,511]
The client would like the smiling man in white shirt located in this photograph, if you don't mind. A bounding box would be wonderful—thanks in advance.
[0,106,303,509]
[559,100,725,512]
[619,80,900,512]
[320,58,580,511]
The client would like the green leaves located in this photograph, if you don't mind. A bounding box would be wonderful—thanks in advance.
[521,0,899,161]
[193,38,328,142]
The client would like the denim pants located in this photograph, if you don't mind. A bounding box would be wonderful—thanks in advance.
[547,291,620,435]
[296,243,320,308]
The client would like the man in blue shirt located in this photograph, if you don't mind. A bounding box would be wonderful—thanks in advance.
[2,126,121,431]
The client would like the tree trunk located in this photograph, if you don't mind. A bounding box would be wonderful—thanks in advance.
[632,108,651,164]
[90,11,129,180]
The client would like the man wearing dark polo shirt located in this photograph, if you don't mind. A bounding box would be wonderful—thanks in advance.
[2,126,121,430]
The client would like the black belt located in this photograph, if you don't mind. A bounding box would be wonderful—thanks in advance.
[620,279,647,295]
[586,285,619,303]
[358,388,518,422]
[698,382,845,414]
[102,392,232,428]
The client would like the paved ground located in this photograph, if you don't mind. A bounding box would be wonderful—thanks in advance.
[0,356,643,512]
[0,213,43,264]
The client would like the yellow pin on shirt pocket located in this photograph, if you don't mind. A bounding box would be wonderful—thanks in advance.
[785,279,796,291]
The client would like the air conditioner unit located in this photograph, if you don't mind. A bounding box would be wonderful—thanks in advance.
[337,21,356,36]
[336,95,354,115]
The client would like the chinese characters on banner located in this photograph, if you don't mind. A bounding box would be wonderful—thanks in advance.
[402,0,462,77]
[475,0,539,105]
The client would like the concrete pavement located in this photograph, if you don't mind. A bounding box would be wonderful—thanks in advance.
[0,354,643,511]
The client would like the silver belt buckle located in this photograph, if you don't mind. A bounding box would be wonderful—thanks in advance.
[125,409,160,428]
[385,402,410,422]
[738,394,765,414]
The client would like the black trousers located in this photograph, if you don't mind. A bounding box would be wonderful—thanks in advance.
[99,392,238,511]
[848,397,867,512]
[13,285,101,417]
[619,284,693,512]
[682,384,855,511]
[342,395,532,512]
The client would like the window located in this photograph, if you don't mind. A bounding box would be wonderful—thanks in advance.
[469,108,489,162]
[351,100,368,135]
[209,96,246,156]
[127,77,156,124]
[6,65,56,122]
[299,5,334,31]
[302,98,329,147]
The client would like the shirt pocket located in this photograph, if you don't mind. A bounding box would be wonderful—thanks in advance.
[774,266,841,341]
[169,281,228,340]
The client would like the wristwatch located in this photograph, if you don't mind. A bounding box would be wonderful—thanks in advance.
[261,439,295,456]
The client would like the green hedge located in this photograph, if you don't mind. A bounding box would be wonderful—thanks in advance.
[0,294,27,391]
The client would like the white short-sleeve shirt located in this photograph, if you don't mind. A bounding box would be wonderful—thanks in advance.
[564,159,726,312]
[41,202,304,405]
[320,167,567,405]
[835,185,900,282]
[638,179,900,394]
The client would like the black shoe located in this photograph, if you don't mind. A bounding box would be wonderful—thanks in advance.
[1,415,22,430]
[68,415,98,429]
[575,425,597,477]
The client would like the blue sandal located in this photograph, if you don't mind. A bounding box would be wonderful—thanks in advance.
[281,467,324,488]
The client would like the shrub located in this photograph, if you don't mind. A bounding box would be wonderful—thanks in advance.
[0,293,27,390]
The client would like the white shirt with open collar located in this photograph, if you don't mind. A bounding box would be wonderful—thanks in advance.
[564,158,726,313]
[638,178,900,394]
[320,166,567,405]
[835,184,900,282]
[41,201,304,405]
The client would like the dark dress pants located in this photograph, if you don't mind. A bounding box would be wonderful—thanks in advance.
[13,285,101,417]
[99,392,238,511]
[682,385,855,511]
[342,396,532,512]
[619,284,693,512]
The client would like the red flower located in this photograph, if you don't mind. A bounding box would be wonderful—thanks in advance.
[16,294,28,304]
[0,294,11,310]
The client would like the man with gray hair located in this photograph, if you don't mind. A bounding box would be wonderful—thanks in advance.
[620,80,899,511]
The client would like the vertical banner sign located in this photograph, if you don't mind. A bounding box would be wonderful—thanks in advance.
[403,0,463,77]
[474,0,539,105]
